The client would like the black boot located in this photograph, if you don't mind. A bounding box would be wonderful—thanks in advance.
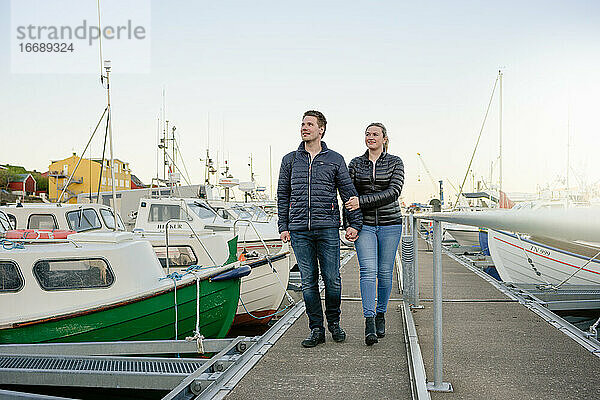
[328,322,346,342]
[375,312,385,338]
[365,317,378,346]
[301,328,325,348]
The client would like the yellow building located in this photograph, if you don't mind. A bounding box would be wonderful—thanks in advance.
[48,154,132,203]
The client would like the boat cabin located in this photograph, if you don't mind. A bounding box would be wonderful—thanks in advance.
[0,203,125,233]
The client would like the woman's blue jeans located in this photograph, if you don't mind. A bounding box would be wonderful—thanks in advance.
[355,224,402,318]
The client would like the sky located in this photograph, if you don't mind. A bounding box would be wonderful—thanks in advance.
[1,0,600,204]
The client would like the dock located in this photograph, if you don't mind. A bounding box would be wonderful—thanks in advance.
[413,244,600,399]
[226,240,600,400]
[226,253,412,399]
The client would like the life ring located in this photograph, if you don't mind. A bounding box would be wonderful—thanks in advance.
[4,229,76,240]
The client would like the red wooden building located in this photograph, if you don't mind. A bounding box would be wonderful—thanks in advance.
[8,174,36,195]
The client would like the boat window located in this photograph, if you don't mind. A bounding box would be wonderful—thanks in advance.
[27,214,58,230]
[153,246,198,268]
[99,209,125,230]
[0,261,24,293]
[230,207,253,220]
[6,214,17,230]
[0,212,13,231]
[148,204,192,222]
[66,209,101,232]
[33,258,114,291]
[187,202,217,220]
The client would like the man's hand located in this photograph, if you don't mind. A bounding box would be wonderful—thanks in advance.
[280,231,291,243]
[345,227,359,242]
[345,196,360,211]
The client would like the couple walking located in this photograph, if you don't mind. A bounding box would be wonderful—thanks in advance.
[277,110,404,347]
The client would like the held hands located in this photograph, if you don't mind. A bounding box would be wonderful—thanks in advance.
[345,196,360,211]
[280,231,291,243]
[345,227,359,242]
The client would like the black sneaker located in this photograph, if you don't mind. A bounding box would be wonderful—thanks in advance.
[301,328,325,348]
[375,312,385,338]
[329,322,346,342]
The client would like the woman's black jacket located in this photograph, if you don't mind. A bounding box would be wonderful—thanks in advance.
[348,151,404,226]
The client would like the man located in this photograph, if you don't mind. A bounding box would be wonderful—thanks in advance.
[278,110,362,348]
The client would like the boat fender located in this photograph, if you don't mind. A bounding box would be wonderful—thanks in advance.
[211,265,251,282]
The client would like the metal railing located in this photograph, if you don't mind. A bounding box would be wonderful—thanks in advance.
[400,206,600,395]
[164,218,217,272]
[232,218,272,256]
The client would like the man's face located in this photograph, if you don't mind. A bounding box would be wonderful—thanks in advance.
[300,116,324,143]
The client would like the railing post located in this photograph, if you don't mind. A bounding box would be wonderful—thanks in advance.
[401,216,415,304]
[411,215,421,308]
[427,219,453,392]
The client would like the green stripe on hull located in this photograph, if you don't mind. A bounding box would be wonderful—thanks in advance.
[0,279,240,344]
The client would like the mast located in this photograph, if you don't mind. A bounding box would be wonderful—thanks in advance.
[498,69,503,195]
[104,60,118,231]
[567,104,570,190]
[269,145,273,200]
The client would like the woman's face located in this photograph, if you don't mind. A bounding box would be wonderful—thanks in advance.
[365,126,386,151]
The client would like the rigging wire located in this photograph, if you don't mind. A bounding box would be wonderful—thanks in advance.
[455,74,499,207]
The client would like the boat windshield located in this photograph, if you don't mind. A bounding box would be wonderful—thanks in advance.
[99,209,126,230]
[0,211,12,232]
[187,202,218,220]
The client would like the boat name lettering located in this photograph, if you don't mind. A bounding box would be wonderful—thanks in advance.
[530,245,550,257]
[157,223,183,230]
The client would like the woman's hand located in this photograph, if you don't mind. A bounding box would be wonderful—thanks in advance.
[345,227,359,242]
[345,196,360,211]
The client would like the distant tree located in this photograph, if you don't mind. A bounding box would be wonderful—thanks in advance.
[31,172,48,192]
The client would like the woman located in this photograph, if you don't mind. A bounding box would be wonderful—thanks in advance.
[345,122,404,345]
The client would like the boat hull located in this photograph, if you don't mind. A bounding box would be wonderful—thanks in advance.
[0,277,240,344]
[446,227,481,248]
[233,252,291,326]
[488,230,600,285]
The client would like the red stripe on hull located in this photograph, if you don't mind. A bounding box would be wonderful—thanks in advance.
[232,310,277,326]
[493,236,600,276]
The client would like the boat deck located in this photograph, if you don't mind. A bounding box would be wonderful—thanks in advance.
[226,240,600,399]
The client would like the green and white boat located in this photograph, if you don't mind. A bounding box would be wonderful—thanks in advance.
[0,224,246,344]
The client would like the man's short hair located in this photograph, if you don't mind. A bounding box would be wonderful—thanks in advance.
[303,110,327,137]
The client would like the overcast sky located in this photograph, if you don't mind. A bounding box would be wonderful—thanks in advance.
[2,0,599,203]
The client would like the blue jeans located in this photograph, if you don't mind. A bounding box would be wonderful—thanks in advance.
[290,228,341,331]
[355,224,402,318]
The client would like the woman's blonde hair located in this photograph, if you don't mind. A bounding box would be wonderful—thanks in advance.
[366,122,388,152]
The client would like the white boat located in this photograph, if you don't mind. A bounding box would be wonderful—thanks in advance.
[488,230,600,286]
[1,202,293,326]
[0,211,245,342]
[133,197,293,326]
[134,197,284,256]
[445,223,481,248]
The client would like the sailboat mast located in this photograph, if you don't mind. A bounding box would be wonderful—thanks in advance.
[104,60,118,231]
[567,105,570,190]
[499,69,503,195]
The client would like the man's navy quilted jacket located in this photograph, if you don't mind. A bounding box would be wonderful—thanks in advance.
[277,141,363,233]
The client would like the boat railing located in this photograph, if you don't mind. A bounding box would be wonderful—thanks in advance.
[232,219,272,257]
[401,206,600,394]
[1,237,82,248]
[164,218,217,273]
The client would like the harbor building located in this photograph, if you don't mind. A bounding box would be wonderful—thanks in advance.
[48,154,132,203]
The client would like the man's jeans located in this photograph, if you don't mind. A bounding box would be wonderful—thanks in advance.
[354,224,402,318]
[290,228,341,331]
